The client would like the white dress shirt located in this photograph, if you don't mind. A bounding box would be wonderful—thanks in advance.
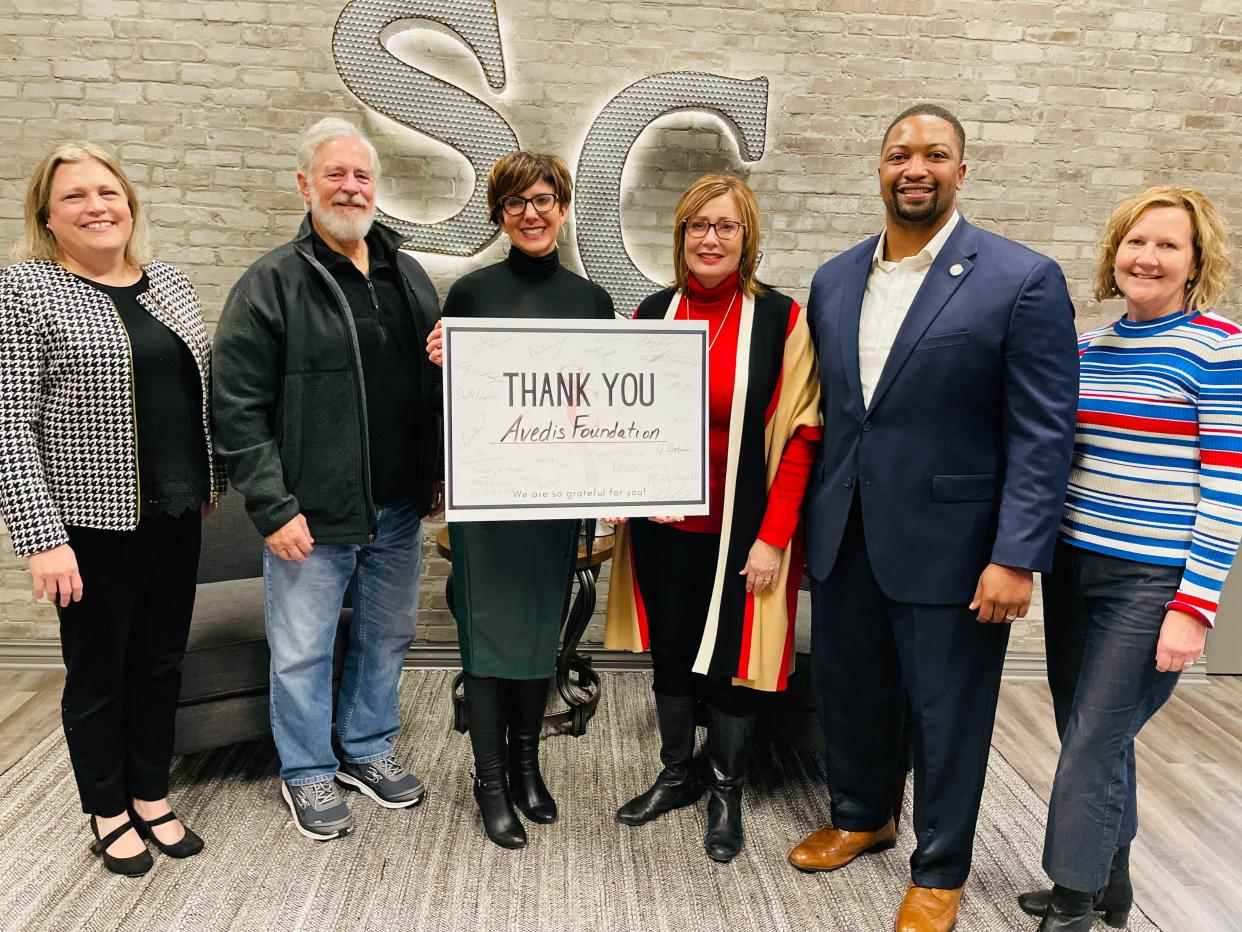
[858,210,961,407]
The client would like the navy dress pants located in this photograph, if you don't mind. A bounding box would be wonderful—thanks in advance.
[810,498,1010,889]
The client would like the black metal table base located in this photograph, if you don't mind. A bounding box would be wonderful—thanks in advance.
[447,563,603,738]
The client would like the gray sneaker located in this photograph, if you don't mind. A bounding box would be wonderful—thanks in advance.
[281,779,353,840]
[337,755,426,809]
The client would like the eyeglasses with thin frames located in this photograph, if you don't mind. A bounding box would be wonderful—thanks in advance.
[500,193,559,217]
[684,218,745,240]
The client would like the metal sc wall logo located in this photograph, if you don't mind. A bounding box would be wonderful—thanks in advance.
[333,0,769,311]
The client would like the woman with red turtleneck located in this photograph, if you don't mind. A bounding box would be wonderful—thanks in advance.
[605,174,822,863]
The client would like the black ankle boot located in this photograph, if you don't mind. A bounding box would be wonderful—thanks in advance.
[617,693,703,826]
[1098,844,1133,926]
[1018,845,1132,928]
[703,706,754,863]
[1037,885,1098,932]
[509,678,556,824]
[463,674,526,848]
[472,777,526,849]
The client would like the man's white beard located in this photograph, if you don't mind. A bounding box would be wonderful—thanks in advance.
[310,189,375,243]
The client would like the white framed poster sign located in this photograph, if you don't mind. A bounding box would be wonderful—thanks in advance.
[442,317,709,522]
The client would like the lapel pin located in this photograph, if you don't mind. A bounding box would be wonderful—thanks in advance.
[949,263,964,277]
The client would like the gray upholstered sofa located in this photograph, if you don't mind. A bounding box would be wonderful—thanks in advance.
[173,491,349,755]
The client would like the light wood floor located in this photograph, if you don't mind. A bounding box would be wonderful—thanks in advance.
[0,669,64,774]
[1,669,1237,931]
[993,676,1242,932]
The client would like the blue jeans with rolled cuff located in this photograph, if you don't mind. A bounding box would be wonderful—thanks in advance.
[263,500,421,786]
[1041,540,1182,892]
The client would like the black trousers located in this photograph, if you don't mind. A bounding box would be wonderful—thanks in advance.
[810,497,1009,889]
[629,519,753,716]
[56,511,201,816]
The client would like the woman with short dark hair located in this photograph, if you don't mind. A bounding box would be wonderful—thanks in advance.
[0,142,224,875]
[426,150,614,848]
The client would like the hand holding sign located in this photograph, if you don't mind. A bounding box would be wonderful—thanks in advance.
[442,317,709,522]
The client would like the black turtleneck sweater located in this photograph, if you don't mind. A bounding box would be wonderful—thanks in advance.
[442,247,615,322]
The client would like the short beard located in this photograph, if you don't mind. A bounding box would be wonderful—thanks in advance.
[309,188,374,243]
[889,183,946,225]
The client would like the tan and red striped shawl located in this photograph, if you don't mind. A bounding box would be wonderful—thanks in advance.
[605,287,822,692]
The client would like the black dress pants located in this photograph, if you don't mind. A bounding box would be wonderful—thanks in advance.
[810,497,1009,889]
[629,519,754,716]
[56,511,201,816]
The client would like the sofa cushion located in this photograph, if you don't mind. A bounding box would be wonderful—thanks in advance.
[180,578,354,705]
[173,693,271,756]
[197,489,263,584]
[181,578,269,703]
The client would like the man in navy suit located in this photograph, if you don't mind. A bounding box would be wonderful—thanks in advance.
[788,104,1079,932]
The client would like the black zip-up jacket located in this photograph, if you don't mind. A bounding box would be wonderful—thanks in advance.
[212,216,441,542]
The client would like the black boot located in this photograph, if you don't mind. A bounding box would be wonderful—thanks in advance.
[1037,885,1097,932]
[463,674,526,849]
[617,693,703,825]
[509,678,556,824]
[703,707,754,863]
[1019,845,1132,928]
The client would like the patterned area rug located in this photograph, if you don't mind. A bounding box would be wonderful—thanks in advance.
[0,671,1158,932]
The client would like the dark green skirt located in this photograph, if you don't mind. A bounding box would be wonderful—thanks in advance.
[448,519,578,678]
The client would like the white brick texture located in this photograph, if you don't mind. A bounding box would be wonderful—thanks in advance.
[2,0,1241,655]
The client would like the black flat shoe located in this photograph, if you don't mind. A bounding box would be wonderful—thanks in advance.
[90,816,153,876]
[129,807,204,859]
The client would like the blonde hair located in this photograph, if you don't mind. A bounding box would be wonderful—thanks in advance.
[1094,186,1231,311]
[14,141,150,266]
[486,150,572,223]
[671,174,764,298]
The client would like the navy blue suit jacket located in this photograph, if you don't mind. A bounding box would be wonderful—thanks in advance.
[804,218,1079,604]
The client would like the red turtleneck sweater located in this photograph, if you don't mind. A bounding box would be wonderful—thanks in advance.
[667,272,820,546]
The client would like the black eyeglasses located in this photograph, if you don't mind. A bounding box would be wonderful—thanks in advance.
[684,218,745,240]
[500,193,559,216]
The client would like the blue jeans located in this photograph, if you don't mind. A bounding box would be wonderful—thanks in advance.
[263,501,422,786]
[1041,541,1182,891]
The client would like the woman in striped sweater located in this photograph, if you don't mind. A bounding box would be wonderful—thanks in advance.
[1023,187,1241,932]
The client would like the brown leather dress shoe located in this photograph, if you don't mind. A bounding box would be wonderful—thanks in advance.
[895,882,964,932]
[788,818,897,872]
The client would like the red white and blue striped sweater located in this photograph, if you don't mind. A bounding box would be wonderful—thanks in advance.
[1063,309,1242,626]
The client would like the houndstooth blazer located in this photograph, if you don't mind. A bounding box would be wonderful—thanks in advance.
[0,258,225,557]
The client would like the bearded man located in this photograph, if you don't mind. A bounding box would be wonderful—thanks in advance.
[791,104,1079,931]
[213,118,442,840]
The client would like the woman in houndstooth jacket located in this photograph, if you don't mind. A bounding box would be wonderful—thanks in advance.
[0,142,225,876]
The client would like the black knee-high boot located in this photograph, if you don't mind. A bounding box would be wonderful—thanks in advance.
[508,678,556,824]
[462,673,525,848]
[616,692,703,825]
[703,705,755,863]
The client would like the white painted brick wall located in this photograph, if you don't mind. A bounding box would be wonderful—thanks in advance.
[2,0,1241,654]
